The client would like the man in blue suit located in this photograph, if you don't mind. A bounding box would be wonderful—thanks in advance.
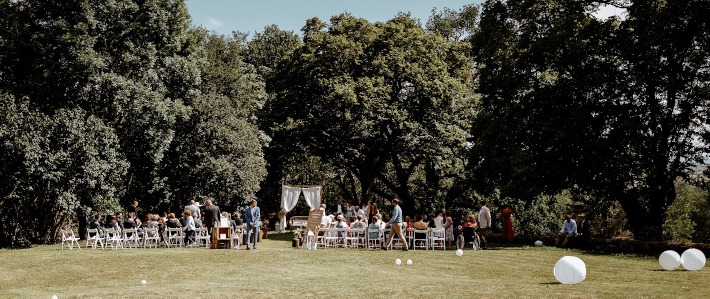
[245,199,261,250]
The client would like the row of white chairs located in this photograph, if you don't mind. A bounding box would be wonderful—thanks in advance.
[81,227,247,250]
[311,227,446,250]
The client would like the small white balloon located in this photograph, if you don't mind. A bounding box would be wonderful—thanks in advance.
[681,248,706,271]
[553,256,586,285]
[534,240,543,247]
[395,258,402,265]
[51,295,58,299]
[658,250,681,271]
[456,249,463,256]
[140,280,147,285]
[407,259,412,265]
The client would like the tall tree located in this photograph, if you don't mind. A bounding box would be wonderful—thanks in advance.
[471,0,710,240]
[265,14,474,214]
[0,0,199,245]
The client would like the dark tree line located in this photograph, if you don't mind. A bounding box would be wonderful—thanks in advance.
[1,0,708,246]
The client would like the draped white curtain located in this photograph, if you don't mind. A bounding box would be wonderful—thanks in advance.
[279,186,303,231]
[301,187,321,209]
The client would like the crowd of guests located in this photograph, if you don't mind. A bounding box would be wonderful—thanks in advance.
[88,198,252,247]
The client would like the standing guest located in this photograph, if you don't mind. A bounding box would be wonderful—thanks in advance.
[366,202,380,223]
[184,199,201,220]
[444,214,454,249]
[183,209,196,246]
[501,205,515,242]
[477,201,492,249]
[204,199,221,233]
[433,211,445,229]
[245,199,261,250]
[127,200,139,220]
[331,198,345,215]
[555,213,577,247]
[384,198,409,251]
[356,205,366,220]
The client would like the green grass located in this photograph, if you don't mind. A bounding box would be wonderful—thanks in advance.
[0,234,708,298]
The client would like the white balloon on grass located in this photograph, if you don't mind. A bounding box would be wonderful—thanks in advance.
[658,250,681,271]
[51,295,58,299]
[456,249,464,256]
[534,240,543,247]
[407,259,413,265]
[681,248,706,271]
[553,256,587,285]
[395,258,402,265]
[140,280,147,285]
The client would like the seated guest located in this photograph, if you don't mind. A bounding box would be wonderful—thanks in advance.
[233,212,244,226]
[90,214,105,237]
[166,213,182,228]
[194,215,203,228]
[404,216,413,229]
[123,216,137,229]
[462,214,477,229]
[576,214,591,243]
[368,216,382,240]
[107,215,121,233]
[350,215,367,229]
[116,212,124,229]
[412,215,429,240]
[144,214,159,229]
[555,213,577,247]
[335,215,349,238]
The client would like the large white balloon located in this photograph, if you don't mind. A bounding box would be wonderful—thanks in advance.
[681,248,706,271]
[395,259,402,265]
[658,250,681,271]
[456,249,464,256]
[534,240,543,247]
[553,256,587,284]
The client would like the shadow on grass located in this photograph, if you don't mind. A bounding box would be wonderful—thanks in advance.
[539,282,561,285]
[266,232,296,242]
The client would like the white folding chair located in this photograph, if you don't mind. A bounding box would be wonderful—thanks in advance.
[122,228,141,248]
[61,229,81,250]
[85,228,104,249]
[429,228,446,250]
[166,227,184,248]
[345,228,364,248]
[195,227,211,248]
[413,229,429,250]
[104,227,124,250]
[232,227,244,250]
[367,228,382,250]
[143,228,160,248]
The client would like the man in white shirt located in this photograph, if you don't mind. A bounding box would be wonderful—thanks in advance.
[555,213,577,247]
[477,201,491,249]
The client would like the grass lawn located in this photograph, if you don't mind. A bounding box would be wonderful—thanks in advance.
[0,233,708,298]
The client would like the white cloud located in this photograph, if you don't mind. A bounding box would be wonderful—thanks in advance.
[592,4,627,20]
[206,17,225,29]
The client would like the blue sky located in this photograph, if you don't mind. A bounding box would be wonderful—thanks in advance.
[186,0,484,37]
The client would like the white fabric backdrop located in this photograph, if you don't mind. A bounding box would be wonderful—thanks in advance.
[301,187,321,209]
[279,186,302,231]
[279,185,321,231]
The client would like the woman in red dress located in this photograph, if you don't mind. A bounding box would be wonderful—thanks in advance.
[501,205,515,242]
